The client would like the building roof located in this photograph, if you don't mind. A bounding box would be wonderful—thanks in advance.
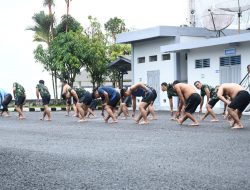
[161,32,250,53]
[116,26,239,44]
[108,55,131,73]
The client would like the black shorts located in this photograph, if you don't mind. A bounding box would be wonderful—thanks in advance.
[79,92,93,106]
[15,96,25,106]
[122,96,131,107]
[108,92,120,108]
[89,99,98,110]
[141,89,157,104]
[185,93,201,114]
[2,94,12,111]
[42,96,50,105]
[228,90,250,112]
[208,98,219,108]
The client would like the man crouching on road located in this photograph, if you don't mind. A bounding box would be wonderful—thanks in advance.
[217,83,250,129]
[172,80,201,126]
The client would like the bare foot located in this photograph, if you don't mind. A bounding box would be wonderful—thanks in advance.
[231,123,243,129]
[139,121,149,125]
[189,122,199,126]
[111,120,118,124]
[46,118,52,121]
[151,117,158,120]
[19,116,25,120]
[170,117,177,121]
[177,119,182,125]
[228,119,235,127]
[211,119,219,122]
[78,119,87,122]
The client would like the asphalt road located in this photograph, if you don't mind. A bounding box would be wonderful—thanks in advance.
[0,111,250,190]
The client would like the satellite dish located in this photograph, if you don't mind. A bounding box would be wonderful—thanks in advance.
[215,0,250,33]
[202,9,235,37]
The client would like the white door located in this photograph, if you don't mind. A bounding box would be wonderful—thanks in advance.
[147,70,160,106]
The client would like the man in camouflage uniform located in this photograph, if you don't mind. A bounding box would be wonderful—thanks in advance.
[13,82,26,119]
[161,82,180,120]
[36,80,51,121]
[194,81,219,122]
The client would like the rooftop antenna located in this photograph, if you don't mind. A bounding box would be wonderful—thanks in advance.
[202,8,234,37]
[215,0,250,33]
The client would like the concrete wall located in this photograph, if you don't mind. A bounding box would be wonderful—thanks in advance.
[132,37,177,110]
[188,41,250,109]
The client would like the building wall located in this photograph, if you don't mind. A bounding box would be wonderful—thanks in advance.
[188,41,250,108]
[74,69,132,90]
[132,37,178,110]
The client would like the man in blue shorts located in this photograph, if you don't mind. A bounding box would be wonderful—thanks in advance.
[93,86,120,123]
[0,88,12,117]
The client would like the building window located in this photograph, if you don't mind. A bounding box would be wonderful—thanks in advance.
[220,55,241,66]
[195,58,210,69]
[162,53,171,61]
[149,55,157,62]
[138,57,145,64]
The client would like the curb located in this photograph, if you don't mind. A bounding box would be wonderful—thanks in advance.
[8,107,67,112]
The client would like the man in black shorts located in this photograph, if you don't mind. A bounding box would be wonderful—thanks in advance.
[36,80,51,121]
[194,81,219,122]
[13,82,26,119]
[217,83,250,129]
[77,91,94,122]
[161,82,181,120]
[172,81,201,126]
[117,89,130,119]
[61,81,80,117]
[121,83,157,125]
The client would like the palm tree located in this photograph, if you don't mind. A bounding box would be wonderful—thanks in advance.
[65,0,72,32]
[43,0,55,38]
[43,0,55,16]
[43,0,58,99]
[27,11,58,99]
[27,11,52,44]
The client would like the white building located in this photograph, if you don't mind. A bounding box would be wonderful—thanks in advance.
[116,26,250,110]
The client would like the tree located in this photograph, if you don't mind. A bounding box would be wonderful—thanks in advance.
[104,17,131,88]
[84,16,108,88]
[56,15,83,34]
[27,11,52,45]
[65,0,73,32]
[43,0,55,16]
[105,17,127,43]
[49,31,89,86]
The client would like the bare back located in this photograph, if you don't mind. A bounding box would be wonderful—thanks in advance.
[218,83,243,99]
[174,83,197,100]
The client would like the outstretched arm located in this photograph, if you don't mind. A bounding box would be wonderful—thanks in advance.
[175,86,185,113]
[217,88,230,105]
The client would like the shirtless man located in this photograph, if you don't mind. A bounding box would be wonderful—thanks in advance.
[117,89,130,119]
[61,81,80,118]
[172,80,201,126]
[194,81,219,122]
[121,83,157,125]
[93,86,120,123]
[76,91,94,122]
[217,83,250,129]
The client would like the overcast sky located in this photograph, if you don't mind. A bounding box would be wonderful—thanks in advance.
[0,0,189,98]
